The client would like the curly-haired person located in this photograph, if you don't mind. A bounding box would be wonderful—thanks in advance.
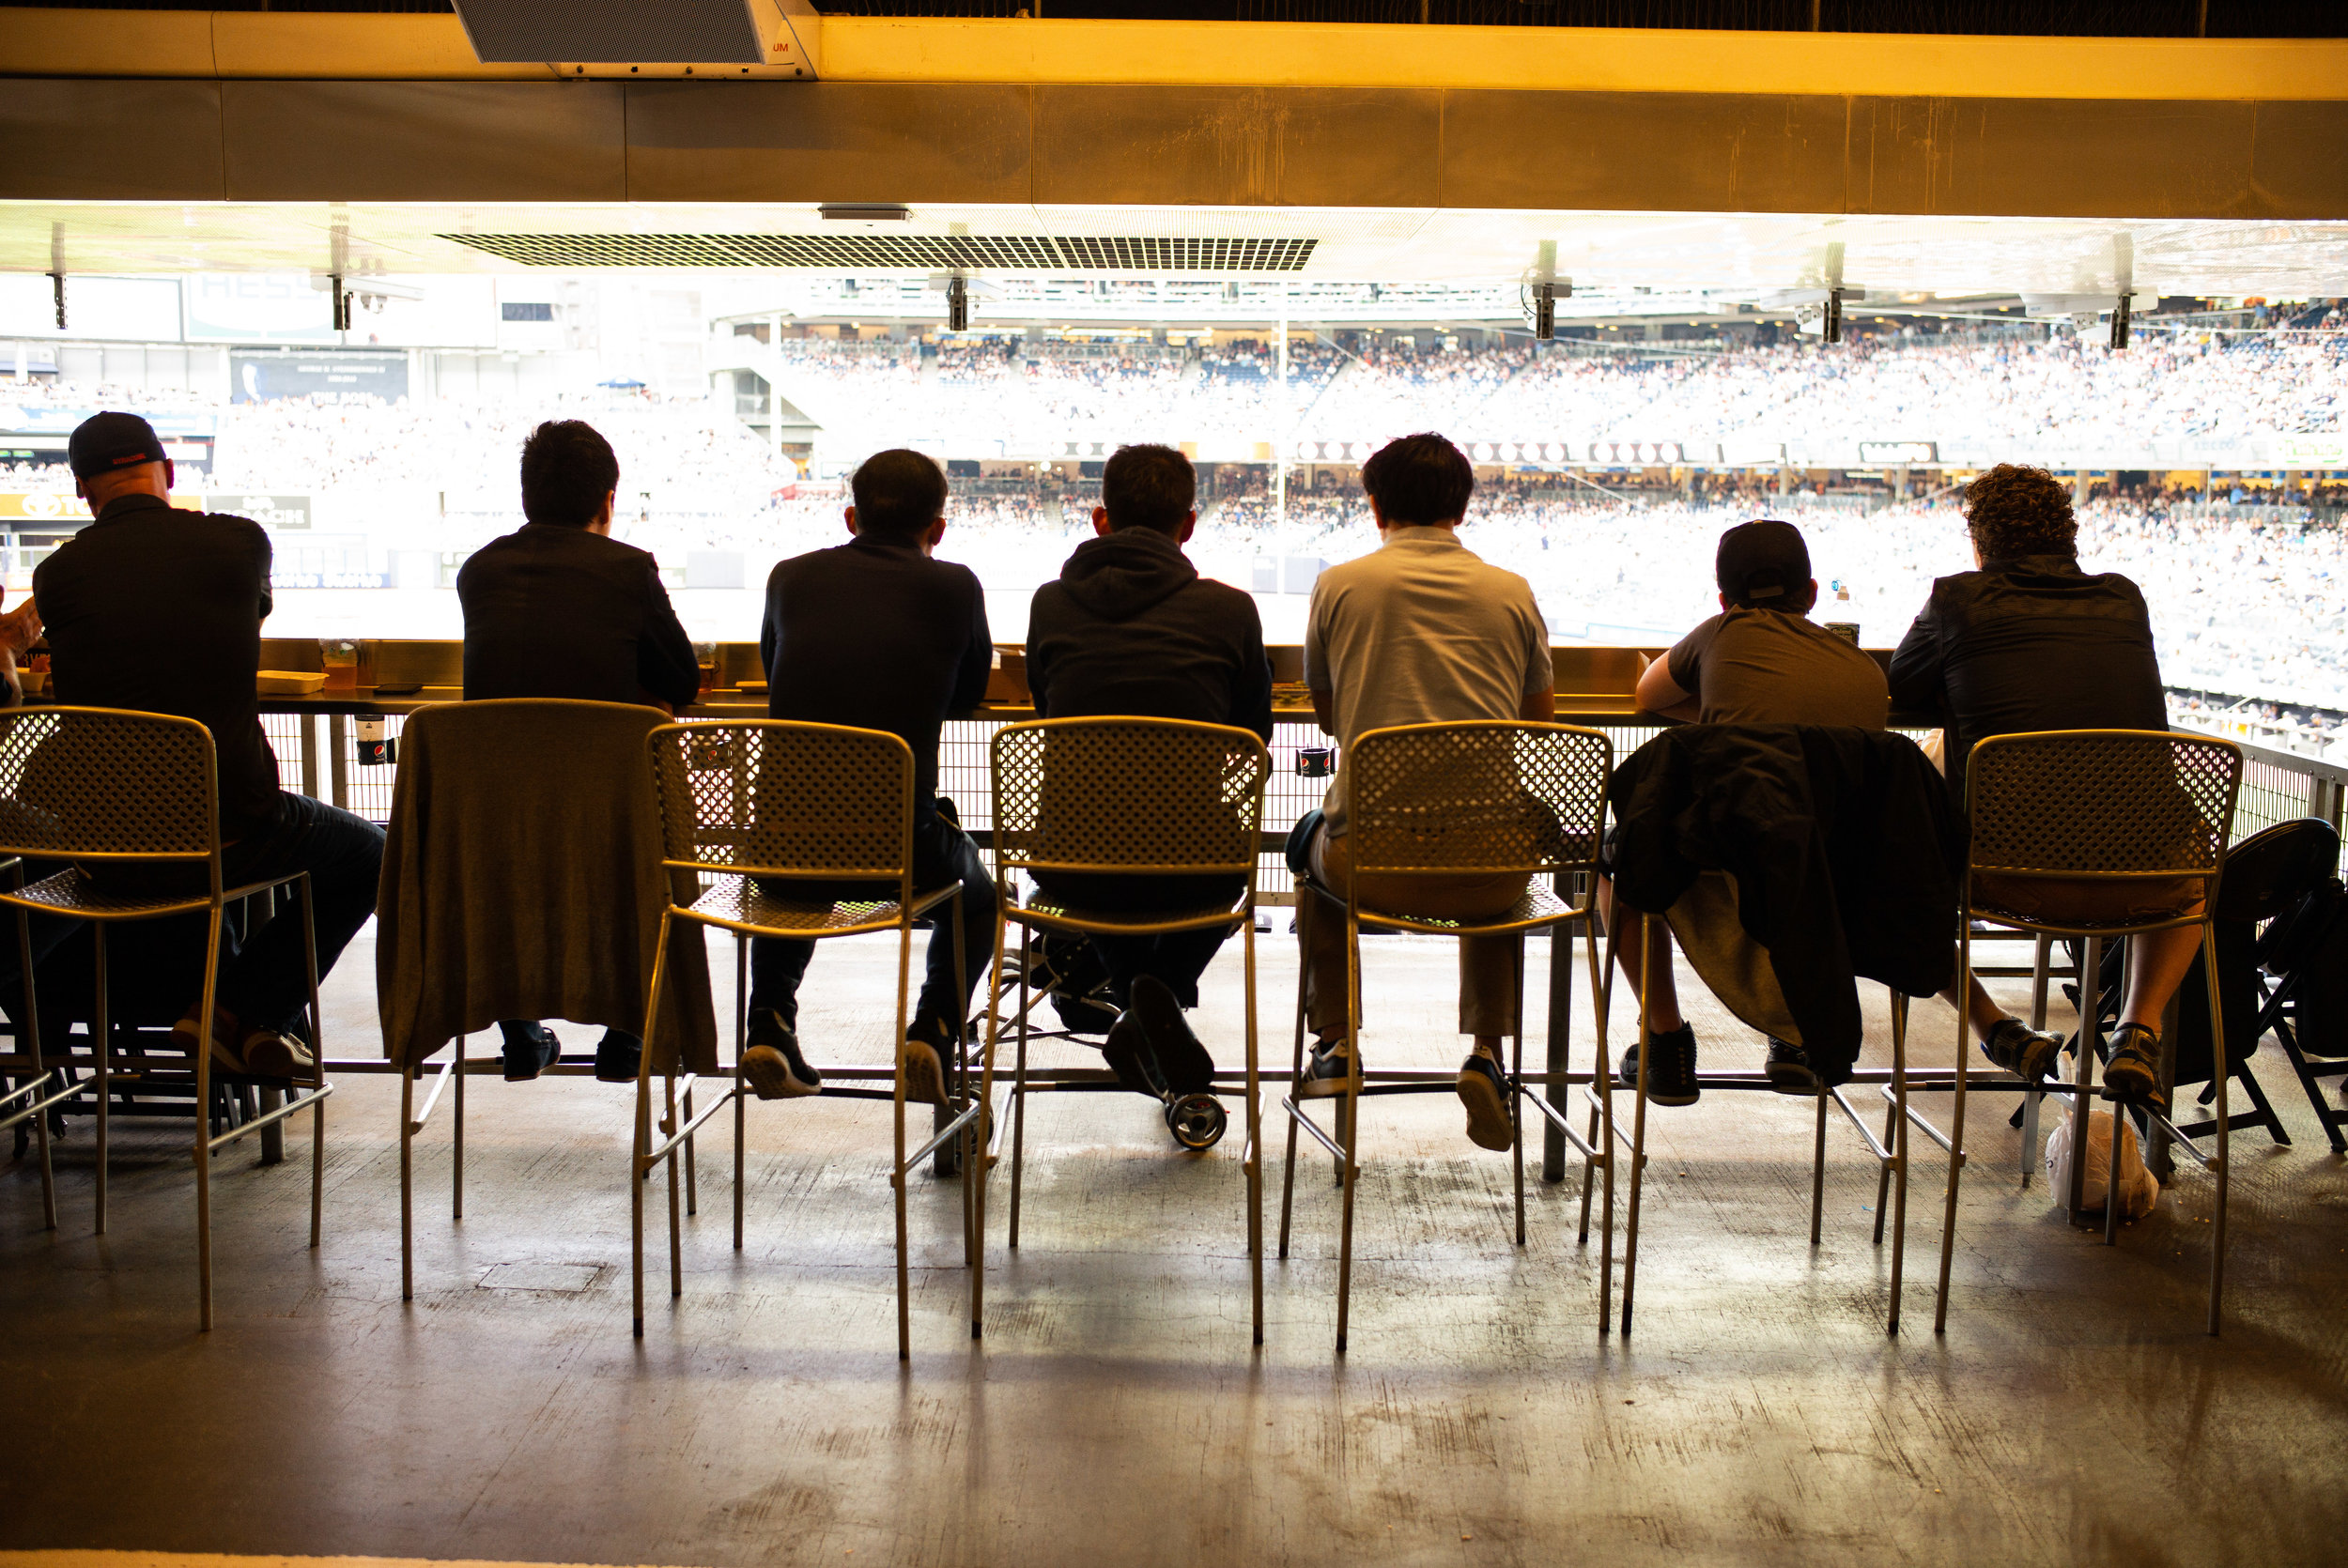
[1890,462,2189,1112]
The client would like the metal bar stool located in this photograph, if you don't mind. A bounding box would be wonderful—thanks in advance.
[633,720,984,1360]
[1601,898,1918,1337]
[0,706,330,1330]
[1928,729,2244,1336]
[1277,719,1614,1353]
[980,716,1272,1343]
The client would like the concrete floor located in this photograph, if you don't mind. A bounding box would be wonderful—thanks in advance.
[5,924,2346,1567]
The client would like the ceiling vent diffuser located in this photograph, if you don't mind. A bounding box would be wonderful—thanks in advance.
[439,233,1320,272]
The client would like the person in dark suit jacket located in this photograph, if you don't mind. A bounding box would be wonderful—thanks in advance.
[456,419,702,1082]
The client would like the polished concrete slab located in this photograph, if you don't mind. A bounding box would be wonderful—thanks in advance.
[4,926,2345,1567]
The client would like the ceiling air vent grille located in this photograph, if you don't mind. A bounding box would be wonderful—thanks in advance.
[440,233,1319,271]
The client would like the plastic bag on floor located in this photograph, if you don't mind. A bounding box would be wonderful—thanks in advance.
[2044,1106,2160,1219]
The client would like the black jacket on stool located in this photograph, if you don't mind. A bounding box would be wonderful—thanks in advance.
[1607,725,1964,1084]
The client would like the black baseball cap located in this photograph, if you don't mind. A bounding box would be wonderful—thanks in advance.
[67,410,168,481]
[1716,518,1812,607]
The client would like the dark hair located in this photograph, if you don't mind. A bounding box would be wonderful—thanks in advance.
[851,448,949,544]
[518,420,619,529]
[1361,432,1474,526]
[1963,463,2078,561]
[1100,444,1196,535]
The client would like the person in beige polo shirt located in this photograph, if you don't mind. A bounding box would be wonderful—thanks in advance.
[1292,433,1554,1153]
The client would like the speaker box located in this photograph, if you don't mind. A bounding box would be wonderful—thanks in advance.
[454,0,771,64]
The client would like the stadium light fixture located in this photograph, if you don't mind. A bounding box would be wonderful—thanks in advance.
[948,274,969,332]
[48,222,64,330]
[2109,292,2132,350]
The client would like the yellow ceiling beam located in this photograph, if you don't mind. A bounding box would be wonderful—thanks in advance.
[3,8,2345,101]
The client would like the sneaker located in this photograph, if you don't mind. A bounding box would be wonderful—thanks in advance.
[1615,1024,1701,1107]
[2099,1022,2166,1112]
[1127,975,1215,1096]
[1296,1037,1355,1099]
[172,1004,245,1075]
[1099,1012,1167,1098]
[594,1030,643,1084]
[901,1014,952,1107]
[738,1008,821,1100]
[1981,1017,2064,1083]
[1456,1051,1515,1151]
[499,1021,562,1082]
[239,1028,316,1080]
[1765,1037,1819,1095]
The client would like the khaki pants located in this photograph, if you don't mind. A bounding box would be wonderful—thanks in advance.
[1301,824,1529,1039]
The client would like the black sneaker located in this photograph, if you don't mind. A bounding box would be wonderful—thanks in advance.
[1297,1037,1354,1099]
[1981,1018,2064,1083]
[1456,1051,1514,1151]
[901,1014,952,1106]
[1127,975,1215,1096]
[1100,1012,1168,1099]
[594,1029,643,1084]
[1765,1037,1820,1095]
[1616,1024,1700,1106]
[739,1008,821,1099]
[499,1021,562,1082]
[2099,1022,2166,1112]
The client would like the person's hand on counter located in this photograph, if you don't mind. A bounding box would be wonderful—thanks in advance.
[0,594,39,655]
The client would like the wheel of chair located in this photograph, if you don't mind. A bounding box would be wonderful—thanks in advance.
[1165,1093,1226,1150]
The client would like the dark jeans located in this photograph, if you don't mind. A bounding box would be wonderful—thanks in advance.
[93,790,386,1038]
[1030,871,1243,1010]
[748,810,998,1035]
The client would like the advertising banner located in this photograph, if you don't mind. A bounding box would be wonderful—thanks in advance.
[209,494,312,530]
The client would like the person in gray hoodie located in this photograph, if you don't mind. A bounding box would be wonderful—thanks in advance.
[1024,443,1274,1099]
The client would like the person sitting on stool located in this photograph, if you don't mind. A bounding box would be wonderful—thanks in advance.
[456,419,703,1083]
[738,449,999,1105]
[1292,433,1555,1154]
[34,412,385,1079]
[1891,463,2196,1110]
[1024,443,1274,1102]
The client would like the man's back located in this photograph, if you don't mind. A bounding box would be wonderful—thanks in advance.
[1889,552,2165,797]
[763,537,991,816]
[1305,529,1549,834]
[1665,608,1889,729]
[34,494,281,838]
[1026,528,1273,739]
[457,523,701,709]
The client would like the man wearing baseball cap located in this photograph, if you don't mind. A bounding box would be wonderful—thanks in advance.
[30,411,385,1080]
[1600,518,1902,1103]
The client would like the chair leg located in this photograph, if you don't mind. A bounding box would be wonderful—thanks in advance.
[452,1030,465,1223]
[194,916,223,1332]
[1510,932,1526,1249]
[682,1082,698,1220]
[631,908,673,1339]
[1595,912,1620,1331]
[400,1061,414,1303]
[16,905,55,1234]
[2066,937,2102,1222]
[1809,1080,1828,1248]
[734,932,747,1252]
[2204,921,2229,1337]
[1934,920,1973,1336]
[665,1071,683,1299]
[1008,925,1031,1251]
[1334,906,1363,1354]
[93,924,109,1236]
[1543,905,1574,1185]
[1278,896,1308,1262]
[894,919,914,1362]
[972,904,1008,1342]
[1887,992,1910,1336]
[2021,933,2052,1185]
[1621,913,1652,1339]
[1244,912,1263,1348]
[300,874,324,1250]
[1873,1083,1896,1246]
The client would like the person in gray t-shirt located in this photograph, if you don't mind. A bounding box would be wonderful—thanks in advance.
[1294,434,1554,1154]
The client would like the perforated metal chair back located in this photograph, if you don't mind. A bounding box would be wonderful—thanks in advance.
[646,720,915,884]
[1965,730,2241,891]
[0,705,217,863]
[992,717,1271,878]
[1346,720,1611,880]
